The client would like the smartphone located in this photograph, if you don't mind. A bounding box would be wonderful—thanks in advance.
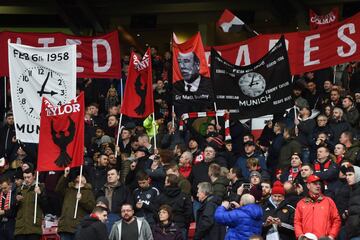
[243,183,251,189]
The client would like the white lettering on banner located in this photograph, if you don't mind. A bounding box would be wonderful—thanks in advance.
[268,39,289,51]
[205,50,221,66]
[235,45,250,66]
[66,39,84,72]
[337,23,357,57]
[304,34,320,66]
[46,103,81,116]
[38,38,55,47]
[16,124,40,134]
[239,95,271,106]
[93,39,112,72]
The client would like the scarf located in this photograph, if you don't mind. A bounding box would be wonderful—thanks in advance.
[104,182,120,211]
[309,192,323,202]
[0,190,11,211]
[288,166,301,182]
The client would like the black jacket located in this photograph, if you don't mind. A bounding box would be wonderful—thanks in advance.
[152,222,183,240]
[194,195,226,240]
[189,161,212,199]
[329,119,352,143]
[96,183,133,213]
[346,182,360,238]
[75,216,108,240]
[262,198,296,240]
[155,186,193,229]
[133,186,159,225]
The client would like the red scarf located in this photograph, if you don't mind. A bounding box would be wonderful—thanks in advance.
[288,166,301,181]
[309,192,323,202]
[0,190,11,211]
[179,164,192,178]
[90,213,99,220]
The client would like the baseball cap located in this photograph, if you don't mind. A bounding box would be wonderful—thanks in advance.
[306,175,321,183]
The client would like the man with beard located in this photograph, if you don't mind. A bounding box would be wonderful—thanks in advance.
[109,203,153,240]
[76,206,108,240]
[342,95,359,130]
[294,175,341,239]
[260,180,272,203]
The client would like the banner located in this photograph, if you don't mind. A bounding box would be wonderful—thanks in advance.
[9,42,76,143]
[309,8,339,30]
[1,31,120,78]
[211,37,293,119]
[37,92,84,171]
[217,9,245,33]
[120,49,154,118]
[206,12,360,75]
[173,32,213,114]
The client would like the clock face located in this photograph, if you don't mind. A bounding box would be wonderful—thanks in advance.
[238,72,266,98]
[16,66,69,120]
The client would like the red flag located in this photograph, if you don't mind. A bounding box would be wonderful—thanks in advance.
[121,48,154,118]
[37,92,85,171]
[309,8,339,29]
[217,9,245,33]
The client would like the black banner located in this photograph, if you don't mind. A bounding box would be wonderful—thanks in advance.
[211,36,292,119]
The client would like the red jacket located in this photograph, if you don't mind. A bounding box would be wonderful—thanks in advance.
[294,195,341,239]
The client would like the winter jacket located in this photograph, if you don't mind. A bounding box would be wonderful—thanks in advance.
[211,176,229,201]
[155,186,193,229]
[313,159,339,198]
[278,138,302,171]
[85,166,107,196]
[262,198,296,240]
[343,106,359,128]
[178,175,191,196]
[296,118,316,147]
[344,141,360,165]
[214,204,263,240]
[0,123,16,159]
[109,217,154,240]
[294,195,341,239]
[161,131,185,150]
[75,216,108,240]
[194,195,226,240]
[333,179,350,225]
[329,119,352,143]
[267,133,284,174]
[14,183,47,236]
[235,153,267,180]
[143,115,159,140]
[133,186,159,225]
[345,166,360,238]
[189,161,212,198]
[55,176,95,233]
[96,182,133,213]
[152,222,183,240]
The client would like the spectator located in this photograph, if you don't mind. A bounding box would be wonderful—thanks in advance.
[0,112,16,160]
[118,128,132,155]
[260,180,272,203]
[14,169,47,240]
[280,153,303,183]
[161,122,185,150]
[155,174,192,240]
[0,176,16,240]
[208,163,229,201]
[109,203,153,240]
[330,107,351,144]
[345,166,360,239]
[194,182,226,240]
[226,167,244,202]
[165,164,191,195]
[294,175,341,239]
[86,153,109,195]
[152,204,183,240]
[262,181,296,240]
[95,197,120,234]
[214,194,263,240]
[104,87,120,113]
[75,206,108,240]
[133,171,159,226]
[339,131,360,165]
[334,143,346,164]
[96,168,133,214]
[342,95,359,130]
[278,128,302,172]
[55,167,95,240]
[267,121,285,176]
[177,151,192,179]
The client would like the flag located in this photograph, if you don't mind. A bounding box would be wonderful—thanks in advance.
[121,48,154,118]
[172,32,213,115]
[211,36,292,119]
[37,92,84,171]
[309,8,339,29]
[8,42,76,143]
[217,9,245,33]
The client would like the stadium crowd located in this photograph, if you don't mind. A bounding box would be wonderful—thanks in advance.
[1,47,360,240]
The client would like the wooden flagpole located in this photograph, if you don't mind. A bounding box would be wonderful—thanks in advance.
[33,171,39,224]
[115,114,123,158]
[74,165,83,219]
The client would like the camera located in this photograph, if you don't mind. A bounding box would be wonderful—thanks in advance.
[230,203,236,209]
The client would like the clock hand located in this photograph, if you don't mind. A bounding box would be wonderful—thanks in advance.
[37,72,50,97]
[249,74,255,87]
[40,90,58,96]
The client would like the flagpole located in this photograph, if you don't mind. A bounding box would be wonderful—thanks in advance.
[120,77,124,104]
[213,102,219,126]
[333,65,337,84]
[115,114,123,158]
[4,77,6,119]
[33,171,39,224]
[172,105,175,128]
[74,165,83,219]
[152,112,157,150]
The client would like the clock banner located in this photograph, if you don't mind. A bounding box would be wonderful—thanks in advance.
[120,48,154,118]
[309,8,339,30]
[8,42,77,143]
[0,31,120,79]
[172,32,214,115]
[205,11,360,75]
[37,92,84,171]
[211,36,293,119]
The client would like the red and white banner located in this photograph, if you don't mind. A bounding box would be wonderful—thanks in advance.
[206,12,360,75]
[0,31,120,78]
[37,92,84,171]
[309,8,339,30]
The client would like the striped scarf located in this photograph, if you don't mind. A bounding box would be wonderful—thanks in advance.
[0,190,11,211]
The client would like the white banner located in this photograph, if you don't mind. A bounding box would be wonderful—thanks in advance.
[9,42,76,143]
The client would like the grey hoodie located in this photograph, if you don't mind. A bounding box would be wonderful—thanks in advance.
[109,217,153,240]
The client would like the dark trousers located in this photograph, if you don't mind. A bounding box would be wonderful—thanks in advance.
[14,234,41,240]
[0,220,15,240]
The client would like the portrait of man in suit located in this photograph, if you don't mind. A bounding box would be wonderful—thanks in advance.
[177,51,202,92]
